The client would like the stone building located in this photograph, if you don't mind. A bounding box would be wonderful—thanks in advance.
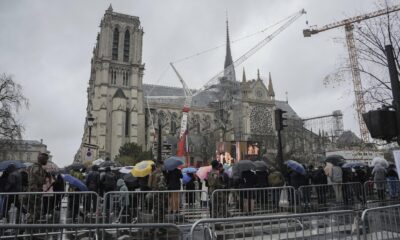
[76,6,331,165]
[0,139,51,163]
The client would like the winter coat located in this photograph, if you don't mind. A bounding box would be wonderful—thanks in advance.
[166,168,182,190]
[4,169,22,193]
[240,170,258,188]
[372,165,387,190]
[311,168,327,185]
[288,171,307,189]
[117,179,129,207]
[255,170,269,188]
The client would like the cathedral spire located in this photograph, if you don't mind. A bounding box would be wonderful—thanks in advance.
[242,67,246,82]
[107,4,113,12]
[257,69,260,80]
[223,14,236,81]
[267,72,275,98]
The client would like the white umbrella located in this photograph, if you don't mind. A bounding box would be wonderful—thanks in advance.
[119,166,134,174]
[371,157,389,168]
[92,158,105,166]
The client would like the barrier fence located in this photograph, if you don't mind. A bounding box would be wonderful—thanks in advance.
[361,204,400,240]
[210,186,297,218]
[0,223,182,240]
[102,190,209,225]
[299,182,365,212]
[0,191,99,225]
[364,180,400,208]
[189,210,359,240]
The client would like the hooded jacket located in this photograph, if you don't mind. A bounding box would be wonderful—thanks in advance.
[117,179,129,207]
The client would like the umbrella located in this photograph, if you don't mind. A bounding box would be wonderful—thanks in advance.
[99,161,122,168]
[182,167,197,174]
[232,160,257,179]
[371,157,389,168]
[196,166,212,180]
[285,160,306,175]
[183,173,194,184]
[0,160,26,171]
[164,156,185,171]
[325,155,345,166]
[131,160,154,177]
[62,174,88,191]
[254,161,268,171]
[122,174,138,189]
[119,166,134,174]
[43,161,59,173]
[67,163,86,171]
[92,158,105,166]
[342,162,366,169]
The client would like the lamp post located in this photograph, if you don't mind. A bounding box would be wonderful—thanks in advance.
[87,114,95,144]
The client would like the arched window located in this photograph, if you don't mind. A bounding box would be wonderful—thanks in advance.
[123,30,130,62]
[112,28,119,60]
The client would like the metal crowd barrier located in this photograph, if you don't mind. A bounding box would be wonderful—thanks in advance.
[0,191,100,225]
[189,210,359,240]
[299,182,364,212]
[210,186,297,218]
[364,180,400,207]
[361,204,400,240]
[0,223,182,240]
[102,190,209,225]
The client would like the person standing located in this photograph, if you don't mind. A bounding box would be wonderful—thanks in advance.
[148,162,168,223]
[325,162,343,203]
[85,165,100,214]
[386,165,399,199]
[100,167,116,222]
[207,160,227,218]
[240,170,257,214]
[27,153,48,223]
[372,165,387,201]
[267,167,285,208]
[184,173,196,207]
[2,164,22,223]
[165,168,182,214]
[311,166,327,205]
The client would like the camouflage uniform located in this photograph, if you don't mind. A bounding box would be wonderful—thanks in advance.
[208,169,227,218]
[27,163,47,223]
[148,168,168,222]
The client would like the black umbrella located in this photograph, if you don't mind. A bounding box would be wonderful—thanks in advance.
[254,161,268,172]
[123,174,138,189]
[232,160,257,179]
[325,155,345,166]
[66,163,86,171]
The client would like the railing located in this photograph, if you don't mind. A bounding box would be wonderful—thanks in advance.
[364,180,400,207]
[298,182,364,212]
[102,190,209,225]
[210,186,297,218]
[0,191,100,225]
[361,204,400,240]
[189,210,359,240]
[0,223,182,240]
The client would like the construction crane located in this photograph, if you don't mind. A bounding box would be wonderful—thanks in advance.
[151,9,306,165]
[303,4,400,143]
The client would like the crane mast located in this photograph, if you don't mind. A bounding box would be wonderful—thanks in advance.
[303,4,400,143]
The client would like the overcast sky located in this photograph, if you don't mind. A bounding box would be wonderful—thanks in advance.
[0,0,392,167]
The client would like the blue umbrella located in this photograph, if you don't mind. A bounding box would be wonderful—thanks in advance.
[182,167,197,174]
[62,174,88,191]
[182,173,193,184]
[164,156,185,171]
[285,160,306,175]
[0,160,26,171]
[342,162,366,168]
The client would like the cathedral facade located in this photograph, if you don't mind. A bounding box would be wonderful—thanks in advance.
[76,7,329,166]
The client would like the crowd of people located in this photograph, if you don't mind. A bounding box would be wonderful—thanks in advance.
[0,153,399,224]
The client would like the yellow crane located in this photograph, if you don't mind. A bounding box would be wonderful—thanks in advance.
[303,4,400,143]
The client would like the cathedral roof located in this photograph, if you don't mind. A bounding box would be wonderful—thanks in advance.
[275,100,301,120]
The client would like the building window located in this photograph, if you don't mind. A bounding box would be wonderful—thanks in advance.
[123,30,130,62]
[125,108,130,137]
[112,28,119,60]
[111,70,117,85]
[123,72,129,86]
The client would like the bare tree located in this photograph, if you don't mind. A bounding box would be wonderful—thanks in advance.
[0,74,28,140]
[324,1,400,109]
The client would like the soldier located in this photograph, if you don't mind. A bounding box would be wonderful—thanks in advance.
[27,152,49,223]
[148,162,168,223]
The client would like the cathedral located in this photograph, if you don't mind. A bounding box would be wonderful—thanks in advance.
[75,6,330,166]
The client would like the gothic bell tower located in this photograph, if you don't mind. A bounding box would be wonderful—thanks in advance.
[76,5,146,162]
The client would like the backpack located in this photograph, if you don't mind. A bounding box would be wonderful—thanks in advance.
[331,166,343,183]
[102,173,116,191]
[268,171,284,187]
